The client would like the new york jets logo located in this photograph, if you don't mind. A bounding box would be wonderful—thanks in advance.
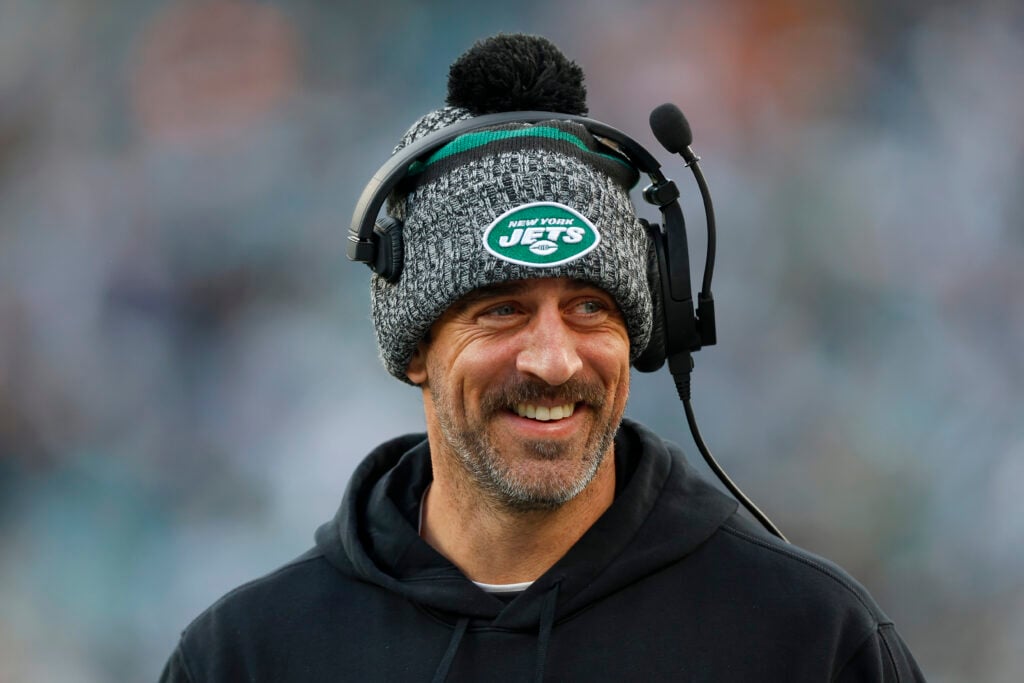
[482,202,600,267]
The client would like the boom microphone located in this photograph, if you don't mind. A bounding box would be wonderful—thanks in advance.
[649,103,693,155]
[648,103,787,542]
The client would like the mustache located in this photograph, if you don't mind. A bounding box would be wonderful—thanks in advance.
[480,376,605,413]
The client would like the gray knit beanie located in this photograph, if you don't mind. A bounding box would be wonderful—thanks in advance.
[370,34,652,383]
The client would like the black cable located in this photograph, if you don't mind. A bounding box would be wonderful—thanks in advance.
[671,363,789,543]
[689,162,716,297]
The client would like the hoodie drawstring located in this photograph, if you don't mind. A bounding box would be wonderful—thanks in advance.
[431,580,561,683]
[430,616,469,683]
[533,580,561,683]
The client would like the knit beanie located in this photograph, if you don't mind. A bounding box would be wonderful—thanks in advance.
[370,34,653,383]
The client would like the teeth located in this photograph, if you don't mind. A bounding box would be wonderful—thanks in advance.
[515,403,575,421]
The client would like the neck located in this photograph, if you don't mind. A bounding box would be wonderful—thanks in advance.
[420,450,616,585]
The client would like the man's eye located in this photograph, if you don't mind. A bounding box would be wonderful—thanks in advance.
[486,303,518,317]
[576,300,606,315]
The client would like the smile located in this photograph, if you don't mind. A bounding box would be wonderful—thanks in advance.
[514,403,576,421]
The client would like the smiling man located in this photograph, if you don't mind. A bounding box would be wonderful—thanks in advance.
[411,278,630,586]
[161,34,925,682]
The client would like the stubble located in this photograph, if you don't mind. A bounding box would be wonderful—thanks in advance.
[429,370,621,511]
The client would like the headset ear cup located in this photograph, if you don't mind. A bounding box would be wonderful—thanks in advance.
[634,222,667,373]
[372,216,404,283]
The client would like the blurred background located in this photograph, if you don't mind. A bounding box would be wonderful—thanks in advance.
[0,0,1021,680]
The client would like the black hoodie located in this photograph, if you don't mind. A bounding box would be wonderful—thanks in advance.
[160,418,925,682]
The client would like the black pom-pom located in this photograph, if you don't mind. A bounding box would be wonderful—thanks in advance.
[446,34,588,116]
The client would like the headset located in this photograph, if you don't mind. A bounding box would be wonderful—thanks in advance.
[347,104,788,542]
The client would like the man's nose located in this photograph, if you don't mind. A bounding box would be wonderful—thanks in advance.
[515,308,583,386]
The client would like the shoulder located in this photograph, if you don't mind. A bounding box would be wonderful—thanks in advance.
[183,549,310,624]
[707,517,928,676]
[619,418,890,624]
[677,518,925,679]
[722,519,891,620]
[168,548,348,678]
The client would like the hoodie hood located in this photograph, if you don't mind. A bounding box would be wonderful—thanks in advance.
[314,418,738,630]
[166,422,926,682]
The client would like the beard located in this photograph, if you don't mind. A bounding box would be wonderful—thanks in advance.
[429,370,622,512]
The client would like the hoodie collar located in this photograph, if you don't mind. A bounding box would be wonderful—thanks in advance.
[315,418,738,627]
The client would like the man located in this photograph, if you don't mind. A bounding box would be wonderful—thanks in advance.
[161,34,925,681]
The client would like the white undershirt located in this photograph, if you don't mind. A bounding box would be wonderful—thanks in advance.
[472,579,535,593]
[419,484,536,594]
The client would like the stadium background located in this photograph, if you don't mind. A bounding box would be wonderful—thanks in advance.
[0,1,1022,680]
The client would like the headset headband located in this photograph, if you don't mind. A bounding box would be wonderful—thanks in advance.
[346,111,669,266]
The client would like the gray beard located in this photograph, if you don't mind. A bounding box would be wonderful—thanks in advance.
[431,374,620,511]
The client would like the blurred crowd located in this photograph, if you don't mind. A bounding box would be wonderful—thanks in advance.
[0,1,1021,681]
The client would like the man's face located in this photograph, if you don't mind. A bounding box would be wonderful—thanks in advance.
[406,277,632,511]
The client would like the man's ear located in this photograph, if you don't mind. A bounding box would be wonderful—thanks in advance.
[406,344,428,386]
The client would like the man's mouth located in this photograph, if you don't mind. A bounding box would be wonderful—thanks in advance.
[514,402,576,421]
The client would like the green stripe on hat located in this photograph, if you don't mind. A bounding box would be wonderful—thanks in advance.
[407,126,632,175]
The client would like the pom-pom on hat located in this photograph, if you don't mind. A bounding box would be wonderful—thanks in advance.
[370,34,653,383]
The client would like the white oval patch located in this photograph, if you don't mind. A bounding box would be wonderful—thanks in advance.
[528,240,558,256]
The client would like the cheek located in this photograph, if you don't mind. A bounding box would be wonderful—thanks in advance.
[459,337,519,376]
[577,346,631,413]
[585,333,632,380]
[433,343,506,411]
[610,363,631,406]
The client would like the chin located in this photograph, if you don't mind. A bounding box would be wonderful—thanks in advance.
[486,448,607,511]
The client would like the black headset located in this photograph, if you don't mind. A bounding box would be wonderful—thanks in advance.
[347,105,787,542]
[346,104,717,375]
